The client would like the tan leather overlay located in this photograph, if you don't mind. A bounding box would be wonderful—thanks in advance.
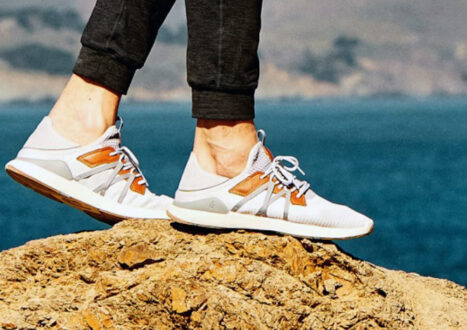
[78,147,146,195]
[5,165,126,225]
[119,169,131,176]
[273,185,283,194]
[131,178,146,195]
[229,172,269,197]
[291,190,307,206]
[230,172,307,206]
[77,147,119,168]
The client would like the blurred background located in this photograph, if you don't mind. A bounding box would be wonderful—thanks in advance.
[1,0,467,101]
[0,1,466,285]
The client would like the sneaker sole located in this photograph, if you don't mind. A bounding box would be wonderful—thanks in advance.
[6,159,169,224]
[167,203,373,240]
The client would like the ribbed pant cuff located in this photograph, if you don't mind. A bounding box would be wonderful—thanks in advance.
[192,89,255,120]
[72,46,136,95]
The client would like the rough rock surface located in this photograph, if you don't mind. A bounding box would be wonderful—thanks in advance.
[0,219,465,329]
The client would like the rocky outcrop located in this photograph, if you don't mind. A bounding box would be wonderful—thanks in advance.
[0,220,465,329]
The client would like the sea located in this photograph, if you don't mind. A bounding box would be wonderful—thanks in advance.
[0,98,466,286]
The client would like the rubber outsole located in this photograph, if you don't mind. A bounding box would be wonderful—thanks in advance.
[167,203,374,240]
[6,164,128,225]
[6,159,169,224]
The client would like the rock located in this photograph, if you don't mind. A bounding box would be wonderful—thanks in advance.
[117,243,164,269]
[0,219,465,329]
[83,308,115,330]
[1,323,17,330]
[171,287,189,314]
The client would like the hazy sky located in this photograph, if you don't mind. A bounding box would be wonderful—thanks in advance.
[0,0,465,100]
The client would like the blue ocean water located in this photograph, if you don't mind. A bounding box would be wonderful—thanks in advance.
[0,98,466,286]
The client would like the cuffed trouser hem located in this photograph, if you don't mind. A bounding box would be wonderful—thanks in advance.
[72,46,136,95]
[192,89,255,120]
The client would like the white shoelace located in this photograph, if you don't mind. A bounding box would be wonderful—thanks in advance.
[261,156,310,198]
[109,146,148,187]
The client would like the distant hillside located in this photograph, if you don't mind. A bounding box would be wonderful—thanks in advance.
[0,1,466,103]
[0,7,84,31]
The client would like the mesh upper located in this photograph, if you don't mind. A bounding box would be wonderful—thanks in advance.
[247,145,272,175]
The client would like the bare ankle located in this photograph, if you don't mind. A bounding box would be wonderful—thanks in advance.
[193,119,258,178]
[49,74,120,145]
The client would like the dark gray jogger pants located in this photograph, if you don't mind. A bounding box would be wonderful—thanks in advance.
[73,0,263,120]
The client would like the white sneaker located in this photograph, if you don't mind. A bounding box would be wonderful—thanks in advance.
[5,116,171,224]
[168,131,373,240]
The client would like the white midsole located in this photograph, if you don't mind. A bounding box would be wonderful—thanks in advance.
[167,203,373,240]
[6,159,169,219]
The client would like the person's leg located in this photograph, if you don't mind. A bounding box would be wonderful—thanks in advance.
[6,0,177,223]
[185,0,263,177]
[169,0,373,239]
[50,0,176,145]
[193,120,258,177]
[49,75,120,145]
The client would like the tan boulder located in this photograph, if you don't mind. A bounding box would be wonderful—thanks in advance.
[0,219,465,329]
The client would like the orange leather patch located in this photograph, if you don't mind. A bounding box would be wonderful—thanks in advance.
[291,190,307,206]
[130,178,146,195]
[77,147,119,168]
[78,147,146,195]
[229,172,269,197]
[119,168,131,176]
[230,172,307,206]
[273,182,283,194]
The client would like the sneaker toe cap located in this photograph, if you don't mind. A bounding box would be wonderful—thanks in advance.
[295,195,373,229]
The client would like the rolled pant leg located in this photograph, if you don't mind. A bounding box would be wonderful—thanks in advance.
[73,0,175,95]
[186,0,263,120]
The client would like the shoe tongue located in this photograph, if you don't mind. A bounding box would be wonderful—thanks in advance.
[99,125,121,148]
[245,141,273,175]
